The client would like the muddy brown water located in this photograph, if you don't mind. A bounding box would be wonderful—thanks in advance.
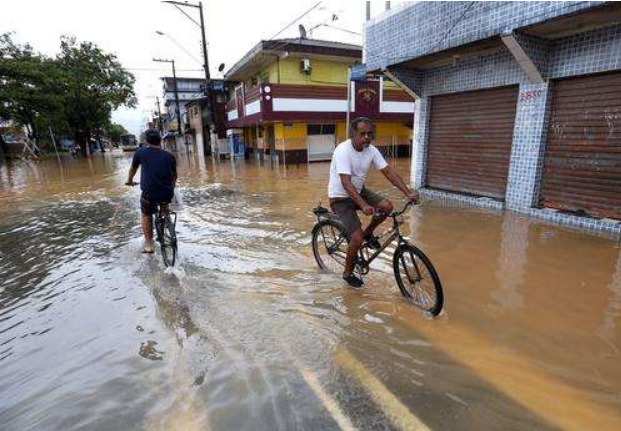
[0,152,620,431]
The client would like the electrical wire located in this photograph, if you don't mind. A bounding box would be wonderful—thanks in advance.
[172,4,201,28]
[267,2,323,41]
[159,33,204,66]
[363,1,590,66]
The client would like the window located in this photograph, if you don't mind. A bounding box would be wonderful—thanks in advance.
[322,124,336,135]
[307,125,322,135]
[307,124,336,135]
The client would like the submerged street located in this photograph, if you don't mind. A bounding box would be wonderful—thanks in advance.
[1,152,620,431]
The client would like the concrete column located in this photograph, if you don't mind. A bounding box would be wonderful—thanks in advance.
[505,82,552,211]
[411,97,430,189]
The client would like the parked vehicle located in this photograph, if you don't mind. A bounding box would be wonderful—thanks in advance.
[120,134,138,152]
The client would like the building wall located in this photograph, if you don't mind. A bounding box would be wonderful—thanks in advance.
[337,122,348,143]
[271,121,411,152]
[260,57,350,86]
[417,25,621,97]
[366,2,621,233]
[364,1,608,71]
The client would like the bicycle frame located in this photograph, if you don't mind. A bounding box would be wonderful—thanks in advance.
[314,201,415,274]
[355,213,407,273]
[156,204,177,227]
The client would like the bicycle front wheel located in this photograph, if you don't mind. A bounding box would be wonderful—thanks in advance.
[312,219,348,273]
[158,216,177,267]
[393,244,443,316]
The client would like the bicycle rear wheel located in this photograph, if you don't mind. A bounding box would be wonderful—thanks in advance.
[393,244,443,316]
[157,215,177,267]
[312,219,348,273]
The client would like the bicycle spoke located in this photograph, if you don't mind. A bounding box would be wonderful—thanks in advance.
[396,248,438,312]
[313,221,348,273]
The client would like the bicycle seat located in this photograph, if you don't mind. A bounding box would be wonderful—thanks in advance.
[313,206,330,216]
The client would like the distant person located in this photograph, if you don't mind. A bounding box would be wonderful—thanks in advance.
[126,129,177,254]
[328,117,418,288]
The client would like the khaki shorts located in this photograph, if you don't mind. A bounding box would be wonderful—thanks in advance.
[330,188,386,235]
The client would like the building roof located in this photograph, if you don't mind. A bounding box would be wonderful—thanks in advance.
[225,38,362,82]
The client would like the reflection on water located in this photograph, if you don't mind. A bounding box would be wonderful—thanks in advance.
[1,152,620,431]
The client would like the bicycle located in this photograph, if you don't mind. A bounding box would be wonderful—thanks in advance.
[126,182,178,267]
[311,201,444,316]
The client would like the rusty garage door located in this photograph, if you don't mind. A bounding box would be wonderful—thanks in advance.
[539,72,621,219]
[426,86,519,199]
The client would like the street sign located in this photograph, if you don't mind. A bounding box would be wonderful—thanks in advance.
[350,63,367,82]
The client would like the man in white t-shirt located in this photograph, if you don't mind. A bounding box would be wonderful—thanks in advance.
[328,117,419,288]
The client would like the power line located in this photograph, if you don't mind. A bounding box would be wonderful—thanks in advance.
[158,32,204,66]
[363,1,589,66]
[268,2,322,41]
[364,1,478,65]
[172,3,201,28]
[125,67,204,72]
[429,1,477,53]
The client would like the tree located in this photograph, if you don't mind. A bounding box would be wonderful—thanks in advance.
[105,122,128,145]
[0,33,66,154]
[0,33,137,157]
[57,36,137,155]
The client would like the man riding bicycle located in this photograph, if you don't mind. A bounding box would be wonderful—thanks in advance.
[125,129,177,254]
[329,117,418,288]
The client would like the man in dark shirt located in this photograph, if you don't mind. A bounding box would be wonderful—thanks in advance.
[126,129,177,253]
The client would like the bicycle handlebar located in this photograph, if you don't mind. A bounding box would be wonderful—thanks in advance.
[375,200,417,218]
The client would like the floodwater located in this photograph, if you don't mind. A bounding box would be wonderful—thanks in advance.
[0,151,620,431]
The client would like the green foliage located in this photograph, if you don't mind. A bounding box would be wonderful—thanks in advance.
[0,33,66,147]
[0,33,136,153]
[57,36,137,146]
[105,122,128,144]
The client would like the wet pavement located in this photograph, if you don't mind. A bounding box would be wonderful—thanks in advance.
[0,151,620,431]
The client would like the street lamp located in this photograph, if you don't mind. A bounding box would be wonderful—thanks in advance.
[161,1,210,82]
[155,30,203,66]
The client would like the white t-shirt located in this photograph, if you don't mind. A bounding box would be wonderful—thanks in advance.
[328,140,388,198]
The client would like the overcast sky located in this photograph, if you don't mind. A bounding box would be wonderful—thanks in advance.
[1,0,403,136]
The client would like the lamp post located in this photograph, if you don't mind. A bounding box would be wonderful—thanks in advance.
[153,58,182,150]
[162,1,214,156]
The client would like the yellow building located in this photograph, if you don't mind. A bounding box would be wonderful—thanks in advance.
[224,38,414,164]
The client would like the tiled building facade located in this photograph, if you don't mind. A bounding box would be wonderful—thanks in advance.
[365,1,621,235]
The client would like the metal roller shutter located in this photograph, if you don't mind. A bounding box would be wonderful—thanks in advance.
[426,86,519,199]
[539,71,621,219]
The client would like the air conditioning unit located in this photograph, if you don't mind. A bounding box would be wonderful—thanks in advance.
[301,58,311,74]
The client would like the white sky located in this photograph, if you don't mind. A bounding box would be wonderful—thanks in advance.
[0,0,404,136]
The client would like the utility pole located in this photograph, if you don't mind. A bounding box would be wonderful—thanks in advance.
[153,58,182,149]
[346,67,352,129]
[366,1,371,21]
[198,2,210,82]
[162,0,214,156]
[155,96,164,134]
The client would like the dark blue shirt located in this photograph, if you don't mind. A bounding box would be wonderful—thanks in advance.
[131,146,177,202]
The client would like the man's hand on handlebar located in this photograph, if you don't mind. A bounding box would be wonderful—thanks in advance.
[406,190,419,203]
[362,203,375,215]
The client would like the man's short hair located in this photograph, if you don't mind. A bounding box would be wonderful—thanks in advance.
[349,117,375,138]
[145,129,161,146]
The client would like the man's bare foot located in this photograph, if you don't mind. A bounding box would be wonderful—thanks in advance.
[141,244,155,254]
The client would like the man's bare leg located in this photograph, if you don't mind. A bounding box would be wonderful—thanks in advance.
[362,199,393,239]
[141,214,154,252]
[344,228,364,277]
